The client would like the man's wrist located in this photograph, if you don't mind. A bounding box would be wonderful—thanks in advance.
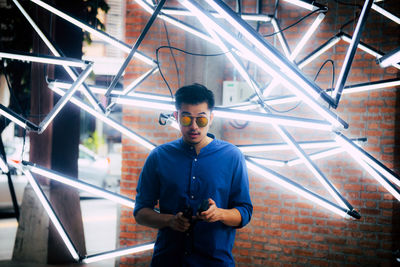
[164,214,175,229]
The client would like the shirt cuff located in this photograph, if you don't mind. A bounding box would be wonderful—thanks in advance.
[234,206,251,228]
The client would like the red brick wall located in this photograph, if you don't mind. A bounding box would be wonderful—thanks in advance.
[119,1,400,266]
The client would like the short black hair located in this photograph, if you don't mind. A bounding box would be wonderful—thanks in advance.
[174,83,215,110]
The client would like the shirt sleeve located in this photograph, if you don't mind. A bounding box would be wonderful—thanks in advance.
[133,149,160,217]
[229,148,253,228]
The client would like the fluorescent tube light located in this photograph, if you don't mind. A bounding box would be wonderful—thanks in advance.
[271,18,291,59]
[0,104,39,131]
[39,63,93,133]
[332,0,374,106]
[246,158,360,219]
[341,33,400,70]
[340,34,381,58]
[0,51,88,68]
[107,66,160,112]
[290,13,325,61]
[160,14,216,43]
[246,156,285,167]
[113,96,176,111]
[197,14,265,102]
[124,67,159,95]
[378,47,400,68]
[298,35,341,69]
[237,138,366,152]
[50,81,173,102]
[138,1,272,22]
[372,3,400,25]
[335,133,400,189]
[30,0,155,66]
[335,133,400,199]
[287,147,345,166]
[112,95,334,131]
[25,163,135,208]
[283,0,320,11]
[135,0,216,44]
[157,6,273,22]
[273,125,350,209]
[0,156,9,173]
[329,79,400,95]
[82,243,154,263]
[49,86,156,151]
[23,170,80,261]
[261,13,325,98]
[104,0,166,98]
[0,105,30,129]
[213,108,332,131]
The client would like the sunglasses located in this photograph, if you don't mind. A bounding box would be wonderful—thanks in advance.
[179,115,209,128]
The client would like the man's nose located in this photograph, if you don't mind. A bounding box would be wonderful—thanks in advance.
[189,119,199,129]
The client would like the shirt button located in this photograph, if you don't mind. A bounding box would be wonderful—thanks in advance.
[190,146,193,150]
[191,195,194,199]
[193,176,196,180]
[194,158,197,161]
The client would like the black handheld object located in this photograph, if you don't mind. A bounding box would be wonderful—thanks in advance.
[182,205,193,222]
[197,199,210,214]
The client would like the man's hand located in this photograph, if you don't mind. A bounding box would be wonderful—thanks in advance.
[197,198,242,227]
[197,199,221,223]
[168,212,191,232]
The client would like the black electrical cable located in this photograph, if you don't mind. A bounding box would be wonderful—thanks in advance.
[162,21,181,89]
[229,120,249,129]
[314,59,335,93]
[263,7,327,37]
[155,46,230,98]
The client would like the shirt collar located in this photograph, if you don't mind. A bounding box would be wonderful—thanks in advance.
[179,133,216,154]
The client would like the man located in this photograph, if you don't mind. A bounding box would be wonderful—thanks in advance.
[134,83,252,266]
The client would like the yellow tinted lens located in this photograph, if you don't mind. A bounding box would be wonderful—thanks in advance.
[180,116,192,126]
[196,117,208,127]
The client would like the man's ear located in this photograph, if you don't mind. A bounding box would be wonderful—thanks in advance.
[209,112,214,125]
[173,111,178,120]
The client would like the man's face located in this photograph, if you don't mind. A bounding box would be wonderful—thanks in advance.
[175,102,214,146]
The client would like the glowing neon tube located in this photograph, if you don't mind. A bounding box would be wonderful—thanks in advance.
[0,104,39,131]
[49,86,156,151]
[24,162,136,208]
[0,51,88,68]
[335,132,400,191]
[30,0,155,66]
[82,243,154,263]
[0,155,9,173]
[372,3,400,25]
[245,158,360,219]
[378,47,400,68]
[39,63,93,133]
[112,95,334,131]
[23,170,80,261]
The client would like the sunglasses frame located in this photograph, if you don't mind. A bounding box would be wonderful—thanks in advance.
[179,115,209,128]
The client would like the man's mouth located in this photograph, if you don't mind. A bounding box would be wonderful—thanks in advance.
[188,132,199,138]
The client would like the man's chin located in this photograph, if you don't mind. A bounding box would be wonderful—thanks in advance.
[183,136,201,145]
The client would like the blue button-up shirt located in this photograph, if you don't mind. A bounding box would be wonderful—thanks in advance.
[134,134,253,267]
